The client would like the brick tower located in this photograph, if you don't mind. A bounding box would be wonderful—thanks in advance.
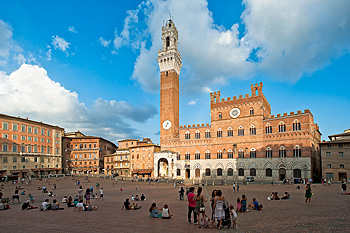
[158,19,182,144]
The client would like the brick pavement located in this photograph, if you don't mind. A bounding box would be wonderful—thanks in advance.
[0,178,349,233]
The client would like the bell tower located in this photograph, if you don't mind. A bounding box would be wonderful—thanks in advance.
[158,19,182,144]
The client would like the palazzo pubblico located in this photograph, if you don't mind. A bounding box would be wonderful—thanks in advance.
[154,20,322,182]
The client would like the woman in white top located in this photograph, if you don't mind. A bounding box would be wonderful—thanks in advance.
[74,199,85,212]
[161,204,173,219]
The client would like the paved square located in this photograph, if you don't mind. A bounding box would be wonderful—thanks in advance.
[1,178,349,233]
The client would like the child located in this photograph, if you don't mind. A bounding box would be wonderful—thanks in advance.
[28,194,35,203]
[236,198,241,212]
[201,215,210,227]
[161,204,173,219]
[229,205,237,226]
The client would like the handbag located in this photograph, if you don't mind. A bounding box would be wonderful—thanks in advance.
[200,207,205,212]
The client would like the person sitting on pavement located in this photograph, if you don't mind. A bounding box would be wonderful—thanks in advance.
[74,199,85,212]
[73,196,79,207]
[51,199,64,210]
[130,202,142,210]
[21,191,26,195]
[122,198,131,210]
[140,194,146,201]
[0,199,10,210]
[272,192,280,200]
[161,204,173,219]
[62,196,68,203]
[134,195,139,201]
[41,199,51,211]
[149,203,160,218]
[281,192,290,199]
[67,196,74,207]
[22,200,37,210]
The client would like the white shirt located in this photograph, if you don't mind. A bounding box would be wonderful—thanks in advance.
[162,208,169,218]
[76,202,85,211]
[42,201,50,210]
[100,189,103,195]
[231,209,237,219]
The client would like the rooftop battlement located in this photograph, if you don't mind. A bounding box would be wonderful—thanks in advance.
[266,109,314,120]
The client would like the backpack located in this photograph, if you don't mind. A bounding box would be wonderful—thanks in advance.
[258,204,263,211]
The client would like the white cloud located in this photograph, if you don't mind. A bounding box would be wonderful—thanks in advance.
[13,54,26,65]
[188,100,196,105]
[46,48,52,61]
[0,64,157,142]
[68,26,77,33]
[99,37,111,48]
[52,35,70,52]
[113,0,350,92]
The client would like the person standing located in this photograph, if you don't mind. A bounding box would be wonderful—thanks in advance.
[187,187,197,224]
[194,187,208,228]
[341,181,347,195]
[232,182,236,191]
[305,184,312,205]
[99,187,104,200]
[237,183,240,192]
[211,190,225,230]
[179,186,185,200]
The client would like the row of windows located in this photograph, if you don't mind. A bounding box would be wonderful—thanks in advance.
[185,122,302,139]
[177,168,302,178]
[2,134,53,143]
[131,163,151,169]
[217,108,255,120]
[2,156,60,163]
[73,153,98,159]
[178,146,302,160]
[73,161,98,165]
[326,144,344,148]
[325,152,345,158]
[1,122,55,136]
[1,144,58,154]
[72,143,97,149]
[3,164,59,170]
[326,164,345,168]
[131,154,152,159]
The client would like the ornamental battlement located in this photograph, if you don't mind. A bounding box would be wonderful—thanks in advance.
[180,123,210,129]
[210,82,266,107]
[265,109,314,120]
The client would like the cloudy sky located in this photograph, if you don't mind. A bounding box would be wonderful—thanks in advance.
[0,0,349,144]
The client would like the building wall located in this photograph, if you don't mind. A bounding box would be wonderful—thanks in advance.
[321,141,350,181]
[104,150,130,177]
[65,137,117,174]
[0,114,64,177]
[130,144,161,177]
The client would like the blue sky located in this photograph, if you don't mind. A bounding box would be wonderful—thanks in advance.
[0,0,349,144]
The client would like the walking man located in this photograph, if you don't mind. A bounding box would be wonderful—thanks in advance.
[233,182,236,191]
[179,186,185,200]
[187,187,197,224]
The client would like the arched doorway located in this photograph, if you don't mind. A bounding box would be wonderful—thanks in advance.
[195,168,200,178]
[186,169,190,179]
[279,168,286,181]
[158,158,169,177]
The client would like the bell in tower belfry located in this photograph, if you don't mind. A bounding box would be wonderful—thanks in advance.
[158,19,182,144]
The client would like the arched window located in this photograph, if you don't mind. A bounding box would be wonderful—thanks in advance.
[238,126,244,136]
[250,108,254,115]
[217,128,222,138]
[266,168,272,177]
[217,168,223,176]
[265,124,272,134]
[279,146,286,157]
[228,168,233,176]
[177,153,181,160]
[195,151,200,160]
[228,149,233,159]
[205,168,211,176]
[205,129,211,138]
[218,113,222,120]
[205,150,211,159]
[238,168,244,176]
[217,150,223,159]
[227,127,233,137]
[266,147,272,158]
[166,36,170,48]
[185,151,190,160]
[238,148,244,158]
[195,130,200,139]
[250,125,256,135]
[250,148,256,158]
[293,146,301,157]
[293,120,301,131]
[279,122,286,132]
[250,168,256,176]
[185,131,190,140]
[177,169,181,176]
[293,169,301,178]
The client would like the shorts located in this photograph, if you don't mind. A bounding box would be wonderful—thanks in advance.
[12,195,19,199]
[100,194,103,197]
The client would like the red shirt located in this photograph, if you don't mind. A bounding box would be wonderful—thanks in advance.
[188,192,196,207]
